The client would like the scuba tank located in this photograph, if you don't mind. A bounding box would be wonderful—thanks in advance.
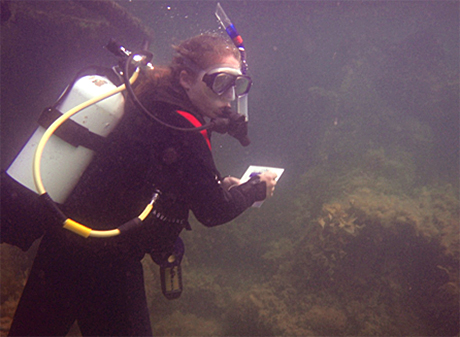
[6,74,125,204]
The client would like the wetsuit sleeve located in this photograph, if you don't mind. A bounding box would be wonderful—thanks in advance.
[179,147,267,227]
[191,174,267,227]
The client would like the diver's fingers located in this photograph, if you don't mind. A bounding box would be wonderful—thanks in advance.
[260,170,277,181]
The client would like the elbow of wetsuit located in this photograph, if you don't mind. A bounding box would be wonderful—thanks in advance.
[193,175,267,227]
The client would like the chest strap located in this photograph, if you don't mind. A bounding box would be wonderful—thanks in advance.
[175,110,211,151]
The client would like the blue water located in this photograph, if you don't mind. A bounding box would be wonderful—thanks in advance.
[1,1,458,336]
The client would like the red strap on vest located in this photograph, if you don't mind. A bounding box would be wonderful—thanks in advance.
[175,110,211,151]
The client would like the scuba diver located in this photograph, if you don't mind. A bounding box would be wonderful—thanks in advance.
[6,31,277,336]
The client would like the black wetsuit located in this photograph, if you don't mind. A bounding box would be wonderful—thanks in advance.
[8,85,266,336]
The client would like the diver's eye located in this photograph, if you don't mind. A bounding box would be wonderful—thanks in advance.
[212,73,235,94]
[234,76,252,96]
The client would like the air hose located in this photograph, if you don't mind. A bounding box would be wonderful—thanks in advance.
[32,68,158,238]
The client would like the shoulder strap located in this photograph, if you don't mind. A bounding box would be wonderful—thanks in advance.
[175,110,211,151]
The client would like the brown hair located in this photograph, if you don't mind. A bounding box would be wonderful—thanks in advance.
[135,33,241,99]
[171,33,241,77]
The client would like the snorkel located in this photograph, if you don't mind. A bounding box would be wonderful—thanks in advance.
[215,3,249,121]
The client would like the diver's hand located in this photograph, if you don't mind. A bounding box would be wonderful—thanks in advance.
[223,172,277,199]
[222,176,241,190]
[259,171,277,198]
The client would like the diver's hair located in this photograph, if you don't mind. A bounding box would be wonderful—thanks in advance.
[171,33,241,78]
[134,33,240,100]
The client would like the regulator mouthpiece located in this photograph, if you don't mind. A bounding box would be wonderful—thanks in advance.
[212,108,250,146]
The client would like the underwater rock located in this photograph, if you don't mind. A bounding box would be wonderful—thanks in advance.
[77,0,154,42]
[224,284,314,336]
[305,305,348,335]
[287,178,459,335]
[152,311,223,336]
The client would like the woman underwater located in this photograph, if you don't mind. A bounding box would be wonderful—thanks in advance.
[8,33,277,336]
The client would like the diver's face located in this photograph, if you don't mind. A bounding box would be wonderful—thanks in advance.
[181,55,241,119]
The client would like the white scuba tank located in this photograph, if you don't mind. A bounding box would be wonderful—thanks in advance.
[6,75,125,204]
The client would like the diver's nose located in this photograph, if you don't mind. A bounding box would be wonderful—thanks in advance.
[221,86,236,102]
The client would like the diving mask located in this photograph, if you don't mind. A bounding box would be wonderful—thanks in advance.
[202,67,252,97]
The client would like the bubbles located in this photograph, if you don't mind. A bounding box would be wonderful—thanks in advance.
[163,5,175,19]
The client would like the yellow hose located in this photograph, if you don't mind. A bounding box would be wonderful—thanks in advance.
[61,195,157,238]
